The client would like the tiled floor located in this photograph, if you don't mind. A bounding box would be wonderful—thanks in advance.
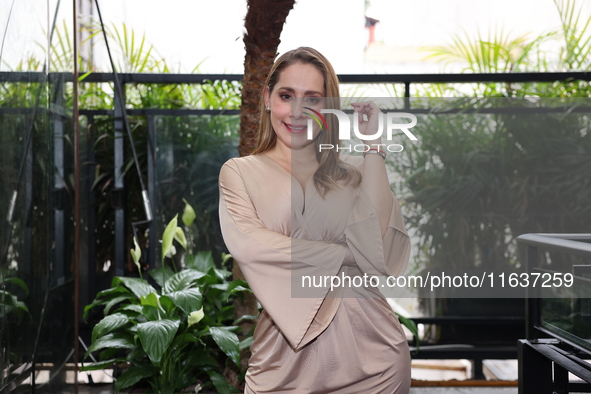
[410,389,517,394]
[48,385,519,393]
[53,385,519,393]
[29,361,521,393]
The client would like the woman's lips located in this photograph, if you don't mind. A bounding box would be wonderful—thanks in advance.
[284,122,307,133]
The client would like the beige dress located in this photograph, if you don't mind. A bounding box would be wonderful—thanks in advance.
[218,153,412,394]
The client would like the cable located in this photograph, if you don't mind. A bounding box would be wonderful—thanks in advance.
[17,2,63,392]
[2,0,62,254]
[0,0,17,67]
[34,348,74,389]
[78,335,115,380]
[1,3,63,380]
[93,0,152,222]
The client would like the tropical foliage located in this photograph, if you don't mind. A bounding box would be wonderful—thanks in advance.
[0,271,29,320]
[2,19,246,391]
[391,98,591,276]
[419,0,591,97]
[386,0,591,312]
[82,202,252,393]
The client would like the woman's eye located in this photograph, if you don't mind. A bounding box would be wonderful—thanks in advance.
[280,93,292,101]
[306,97,321,105]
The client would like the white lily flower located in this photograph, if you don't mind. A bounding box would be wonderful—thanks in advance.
[188,307,204,327]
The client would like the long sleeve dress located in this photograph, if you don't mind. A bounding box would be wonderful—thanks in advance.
[218,153,412,393]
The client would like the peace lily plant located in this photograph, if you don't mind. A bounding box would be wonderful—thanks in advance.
[82,201,252,394]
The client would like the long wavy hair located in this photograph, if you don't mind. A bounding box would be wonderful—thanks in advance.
[251,47,361,197]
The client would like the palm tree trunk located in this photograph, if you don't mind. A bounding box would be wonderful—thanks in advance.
[232,0,295,383]
[239,0,295,156]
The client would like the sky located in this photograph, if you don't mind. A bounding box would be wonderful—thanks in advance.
[1,0,590,73]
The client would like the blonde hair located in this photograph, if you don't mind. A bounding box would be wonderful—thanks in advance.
[252,47,361,196]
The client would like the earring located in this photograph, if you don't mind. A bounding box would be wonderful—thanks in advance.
[265,106,270,112]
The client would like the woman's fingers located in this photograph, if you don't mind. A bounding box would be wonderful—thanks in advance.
[352,101,380,121]
[351,101,378,111]
[351,101,382,139]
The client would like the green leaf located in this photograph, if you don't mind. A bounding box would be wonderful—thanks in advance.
[239,336,254,350]
[209,283,229,291]
[114,365,155,392]
[3,277,29,295]
[0,291,29,319]
[0,290,26,308]
[140,292,160,308]
[185,251,215,273]
[159,295,175,315]
[80,358,122,371]
[162,215,178,261]
[85,332,135,356]
[185,351,218,367]
[214,267,232,280]
[83,303,99,321]
[170,332,198,348]
[167,288,202,314]
[96,286,131,299]
[104,295,134,316]
[206,370,240,394]
[232,314,259,326]
[209,326,240,367]
[397,314,420,352]
[92,313,130,342]
[98,348,119,362]
[136,319,180,365]
[90,172,110,191]
[113,277,155,299]
[78,70,93,82]
[181,198,196,227]
[85,289,130,320]
[116,304,143,315]
[141,305,162,321]
[148,266,175,288]
[124,347,146,364]
[228,279,251,293]
[221,252,233,266]
[163,269,205,294]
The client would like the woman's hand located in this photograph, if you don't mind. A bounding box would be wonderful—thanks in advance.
[351,101,392,237]
[351,101,382,145]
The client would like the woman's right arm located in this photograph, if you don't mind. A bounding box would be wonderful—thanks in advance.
[218,159,350,349]
[219,159,352,268]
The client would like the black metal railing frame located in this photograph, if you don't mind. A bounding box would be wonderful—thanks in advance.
[516,233,591,393]
[3,70,591,381]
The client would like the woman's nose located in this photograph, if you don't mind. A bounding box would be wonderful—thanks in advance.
[290,99,304,119]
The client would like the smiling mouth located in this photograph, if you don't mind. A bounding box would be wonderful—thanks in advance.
[284,122,308,133]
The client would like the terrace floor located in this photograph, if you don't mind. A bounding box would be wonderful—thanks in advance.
[57,385,519,394]
[29,359,520,393]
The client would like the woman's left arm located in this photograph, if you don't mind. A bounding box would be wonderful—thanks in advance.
[344,101,411,277]
[351,101,394,237]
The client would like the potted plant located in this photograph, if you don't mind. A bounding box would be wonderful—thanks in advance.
[81,202,253,393]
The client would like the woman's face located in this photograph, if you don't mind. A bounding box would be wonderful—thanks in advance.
[265,62,326,152]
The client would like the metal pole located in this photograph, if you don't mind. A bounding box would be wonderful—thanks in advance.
[113,77,125,276]
[78,0,94,70]
[147,115,157,269]
[72,0,81,391]
[525,245,539,340]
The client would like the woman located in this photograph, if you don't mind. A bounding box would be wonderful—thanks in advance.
[219,47,411,393]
